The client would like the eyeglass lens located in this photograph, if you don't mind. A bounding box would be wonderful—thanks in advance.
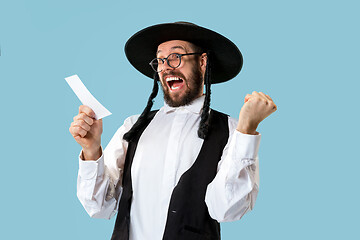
[150,53,181,72]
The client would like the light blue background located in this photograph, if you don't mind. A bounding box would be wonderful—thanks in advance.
[1,0,359,239]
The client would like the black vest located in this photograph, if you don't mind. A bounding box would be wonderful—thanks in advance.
[111,109,229,240]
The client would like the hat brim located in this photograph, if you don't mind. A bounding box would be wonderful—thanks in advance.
[125,22,243,84]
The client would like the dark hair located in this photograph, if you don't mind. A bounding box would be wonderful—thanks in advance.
[123,73,159,142]
[184,43,212,139]
[197,51,211,139]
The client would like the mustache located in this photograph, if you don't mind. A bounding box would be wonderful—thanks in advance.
[162,71,186,80]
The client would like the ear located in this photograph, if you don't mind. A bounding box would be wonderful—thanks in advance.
[199,53,207,74]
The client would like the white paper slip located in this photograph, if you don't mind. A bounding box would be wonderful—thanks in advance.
[65,74,112,120]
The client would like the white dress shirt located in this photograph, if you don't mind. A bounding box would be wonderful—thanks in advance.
[77,95,261,240]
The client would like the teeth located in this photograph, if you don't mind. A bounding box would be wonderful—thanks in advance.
[166,77,180,82]
[171,86,180,90]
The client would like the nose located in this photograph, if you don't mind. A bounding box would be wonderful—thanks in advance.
[159,60,174,80]
[162,59,174,72]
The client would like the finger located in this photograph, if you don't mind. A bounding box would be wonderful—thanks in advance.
[74,135,82,141]
[251,91,264,100]
[69,125,77,137]
[258,92,273,102]
[272,102,278,111]
[70,122,89,137]
[70,129,81,139]
[79,105,96,119]
[261,93,276,110]
[74,126,88,138]
[74,113,94,125]
[73,119,91,132]
[245,92,261,103]
[258,92,269,101]
[251,91,266,103]
[244,94,251,103]
[69,124,87,138]
[265,94,274,102]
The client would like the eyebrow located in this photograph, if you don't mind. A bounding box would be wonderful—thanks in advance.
[156,46,187,55]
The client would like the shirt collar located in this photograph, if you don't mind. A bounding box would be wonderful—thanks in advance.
[162,95,205,114]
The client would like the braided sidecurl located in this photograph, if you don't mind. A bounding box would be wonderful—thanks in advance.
[197,51,212,139]
[123,73,159,142]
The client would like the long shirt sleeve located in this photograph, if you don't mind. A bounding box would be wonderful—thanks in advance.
[77,115,139,219]
[205,118,260,222]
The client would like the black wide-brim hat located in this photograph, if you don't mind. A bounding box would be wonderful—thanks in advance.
[125,22,243,84]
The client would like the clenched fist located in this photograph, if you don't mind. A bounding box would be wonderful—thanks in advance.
[237,91,277,135]
[69,105,103,160]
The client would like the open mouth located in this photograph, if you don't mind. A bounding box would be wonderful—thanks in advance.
[166,76,184,91]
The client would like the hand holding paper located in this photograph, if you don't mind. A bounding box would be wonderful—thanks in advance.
[66,75,108,160]
[65,74,112,120]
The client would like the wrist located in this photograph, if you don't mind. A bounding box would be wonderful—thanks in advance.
[236,121,258,135]
[82,146,102,160]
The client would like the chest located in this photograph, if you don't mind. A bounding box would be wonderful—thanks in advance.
[131,112,204,187]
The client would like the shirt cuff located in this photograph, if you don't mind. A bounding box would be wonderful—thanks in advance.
[232,130,261,160]
[78,149,105,180]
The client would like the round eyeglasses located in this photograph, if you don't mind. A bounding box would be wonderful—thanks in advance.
[149,52,203,73]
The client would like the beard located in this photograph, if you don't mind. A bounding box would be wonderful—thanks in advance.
[161,65,203,107]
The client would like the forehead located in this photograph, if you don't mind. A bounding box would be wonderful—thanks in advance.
[156,40,193,56]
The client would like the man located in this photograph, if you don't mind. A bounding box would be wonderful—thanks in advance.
[69,22,277,240]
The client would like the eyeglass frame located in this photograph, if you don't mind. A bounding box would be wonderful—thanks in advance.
[149,52,204,73]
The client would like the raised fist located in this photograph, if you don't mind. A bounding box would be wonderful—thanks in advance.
[237,91,277,135]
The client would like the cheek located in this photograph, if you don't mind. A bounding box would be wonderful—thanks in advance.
[159,74,166,85]
[159,78,167,89]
